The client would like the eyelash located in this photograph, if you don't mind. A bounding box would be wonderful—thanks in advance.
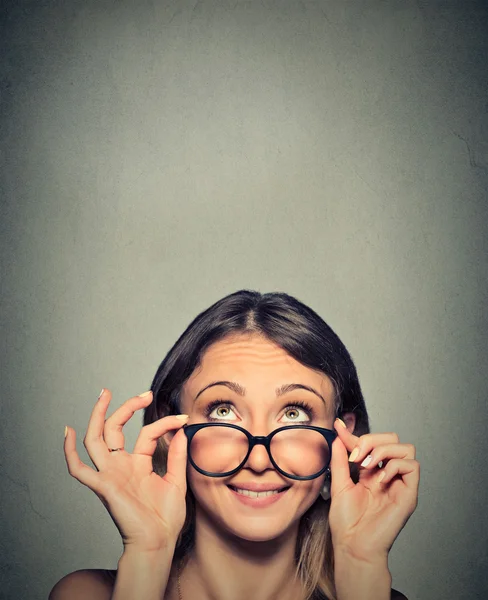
[202,399,316,422]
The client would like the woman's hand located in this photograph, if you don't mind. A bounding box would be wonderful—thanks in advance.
[63,389,189,554]
[328,419,420,563]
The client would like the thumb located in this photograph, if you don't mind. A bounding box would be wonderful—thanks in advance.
[330,436,353,497]
[164,427,188,493]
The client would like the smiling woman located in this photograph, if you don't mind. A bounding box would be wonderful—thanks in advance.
[51,290,417,600]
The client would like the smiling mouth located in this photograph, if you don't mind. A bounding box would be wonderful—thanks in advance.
[228,485,290,498]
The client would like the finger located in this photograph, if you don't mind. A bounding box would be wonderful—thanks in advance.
[342,431,401,464]
[333,418,360,452]
[132,414,189,457]
[330,436,353,497]
[163,426,189,493]
[376,458,420,494]
[103,390,154,451]
[83,389,115,468]
[64,426,101,491]
[359,443,416,470]
[333,421,399,456]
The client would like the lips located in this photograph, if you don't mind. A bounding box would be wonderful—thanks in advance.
[230,487,283,498]
[227,480,290,492]
[228,484,290,493]
[227,484,290,505]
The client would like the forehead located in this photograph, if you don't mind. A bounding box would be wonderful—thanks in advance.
[183,333,335,403]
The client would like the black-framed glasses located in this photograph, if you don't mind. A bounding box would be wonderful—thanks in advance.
[183,422,337,481]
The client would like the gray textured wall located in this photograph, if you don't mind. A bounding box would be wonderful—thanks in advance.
[1,1,487,599]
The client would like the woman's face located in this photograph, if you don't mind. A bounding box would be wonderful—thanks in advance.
[179,333,337,543]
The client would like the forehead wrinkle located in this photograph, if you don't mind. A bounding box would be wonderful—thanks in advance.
[184,335,335,412]
[198,336,289,361]
[187,341,296,392]
[200,349,290,366]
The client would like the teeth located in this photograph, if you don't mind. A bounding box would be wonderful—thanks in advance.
[233,488,281,498]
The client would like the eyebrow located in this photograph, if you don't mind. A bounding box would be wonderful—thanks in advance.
[194,380,327,405]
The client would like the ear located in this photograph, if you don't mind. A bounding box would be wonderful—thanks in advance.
[340,412,356,433]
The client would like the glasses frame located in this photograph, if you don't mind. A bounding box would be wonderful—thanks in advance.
[183,422,337,481]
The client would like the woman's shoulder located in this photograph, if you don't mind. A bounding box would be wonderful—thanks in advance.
[49,568,179,600]
[48,569,115,599]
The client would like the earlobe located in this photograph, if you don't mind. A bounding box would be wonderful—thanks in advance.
[340,412,357,433]
[319,467,331,501]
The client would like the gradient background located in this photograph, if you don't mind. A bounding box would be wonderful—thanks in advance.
[1,1,487,599]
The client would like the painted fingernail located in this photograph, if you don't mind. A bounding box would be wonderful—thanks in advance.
[139,391,152,397]
[349,447,360,462]
[175,414,189,420]
[335,418,347,428]
[64,426,68,439]
[98,389,104,400]
[377,472,386,483]
[361,454,373,467]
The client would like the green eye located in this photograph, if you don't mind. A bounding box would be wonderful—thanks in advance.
[281,401,314,423]
[285,408,300,419]
[204,401,236,421]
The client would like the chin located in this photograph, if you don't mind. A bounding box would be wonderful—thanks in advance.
[195,496,305,545]
[218,515,299,544]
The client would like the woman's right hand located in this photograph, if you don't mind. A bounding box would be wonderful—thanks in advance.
[63,389,189,554]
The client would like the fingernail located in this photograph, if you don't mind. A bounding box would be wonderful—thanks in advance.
[377,472,386,483]
[64,426,68,439]
[175,414,189,420]
[336,418,347,428]
[349,447,360,462]
[361,454,373,467]
[140,391,152,398]
[98,389,104,400]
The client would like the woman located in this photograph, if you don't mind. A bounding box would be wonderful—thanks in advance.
[51,290,419,599]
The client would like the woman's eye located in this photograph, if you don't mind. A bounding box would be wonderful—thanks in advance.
[204,401,313,422]
[207,404,236,420]
[282,406,311,422]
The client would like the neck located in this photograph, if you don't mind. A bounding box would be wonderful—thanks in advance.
[179,508,305,600]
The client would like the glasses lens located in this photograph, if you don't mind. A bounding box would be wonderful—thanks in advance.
[190,426,249,474]
[270,428,330,477]
[189,426,330,478]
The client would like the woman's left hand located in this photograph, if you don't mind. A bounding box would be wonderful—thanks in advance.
[328,419,420,563]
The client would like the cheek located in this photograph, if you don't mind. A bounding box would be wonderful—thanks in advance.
[186,464,219,499]
[186,464,201,488]
[301,479,324,503]
[297,475,326,509]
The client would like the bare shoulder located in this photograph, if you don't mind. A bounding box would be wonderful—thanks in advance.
[391,589,408,600]
[49,569,115,600]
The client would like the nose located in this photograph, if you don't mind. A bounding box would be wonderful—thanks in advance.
[242,437,274,473]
